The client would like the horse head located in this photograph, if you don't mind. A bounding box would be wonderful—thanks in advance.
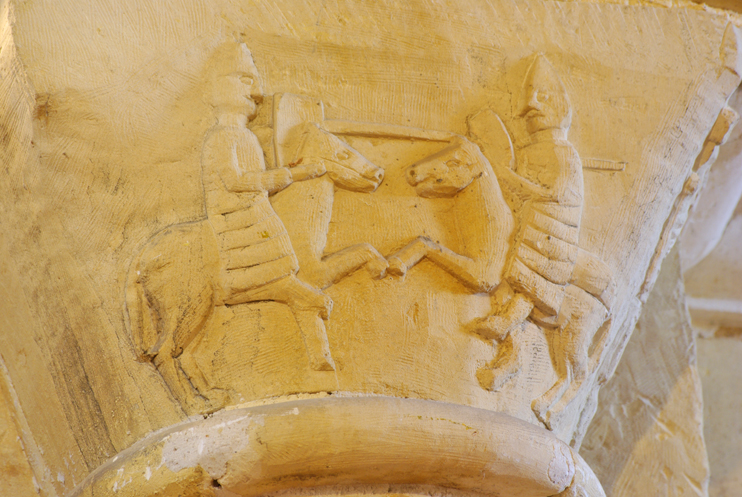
[406,136,486,198]
[298,123,384,192]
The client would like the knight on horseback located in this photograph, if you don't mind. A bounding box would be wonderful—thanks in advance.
[202,42,336,372]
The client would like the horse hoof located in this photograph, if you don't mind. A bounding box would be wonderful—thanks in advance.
[531,399,551,428]
[387,257,407,277]
[366,257,389,279]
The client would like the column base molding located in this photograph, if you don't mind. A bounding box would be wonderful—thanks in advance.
[72,396,603,497]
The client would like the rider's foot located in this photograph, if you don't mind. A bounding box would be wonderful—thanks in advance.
[468,315,511,341]
[293,290,333,320]
[316,293,333,320]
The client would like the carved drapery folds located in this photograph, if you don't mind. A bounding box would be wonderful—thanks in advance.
[0,1,740,496]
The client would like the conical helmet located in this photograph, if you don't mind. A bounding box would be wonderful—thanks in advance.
[206,41,263,117]
[521,54,572,133]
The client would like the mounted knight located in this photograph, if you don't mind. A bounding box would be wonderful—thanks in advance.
[125,42,389,414]
[471,55,615,429]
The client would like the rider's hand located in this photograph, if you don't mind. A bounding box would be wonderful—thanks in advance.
[291,162,326,182]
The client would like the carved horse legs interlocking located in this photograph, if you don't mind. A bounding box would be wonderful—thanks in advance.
[274,177,388,292]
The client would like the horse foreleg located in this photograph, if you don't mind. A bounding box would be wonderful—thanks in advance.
[388,237,431,277]
[389,237,499,293]
[301,243,388,289]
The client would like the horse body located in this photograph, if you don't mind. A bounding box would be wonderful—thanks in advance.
[394,112,615,433]
[389,135,514,293]
[271,94,388,290]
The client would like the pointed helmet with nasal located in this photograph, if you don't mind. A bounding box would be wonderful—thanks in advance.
[520,55,572,135]
[208,41,264,122]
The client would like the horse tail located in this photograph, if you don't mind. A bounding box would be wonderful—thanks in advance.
[124,250,158,361]
[125,222,219,362]
[587,315,612,384]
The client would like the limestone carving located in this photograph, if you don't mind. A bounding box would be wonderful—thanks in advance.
[388,55,615,430]
[2,2,742,496]
[126,43,392,412]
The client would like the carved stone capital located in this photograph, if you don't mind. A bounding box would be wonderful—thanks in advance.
[0,1,740,496]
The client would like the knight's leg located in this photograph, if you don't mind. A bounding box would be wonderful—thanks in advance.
[253,275,335,371]
[292,310,335,371]
[277,275,333,319]
[279,276,335,371]
[228,273,333,319]
[468,293,533,341]
[225,274,335,371]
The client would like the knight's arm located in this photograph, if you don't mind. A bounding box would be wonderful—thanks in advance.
[493,164,554,200]
[219,161,294,194]
[215,155,325,194]
[204,132,294,194]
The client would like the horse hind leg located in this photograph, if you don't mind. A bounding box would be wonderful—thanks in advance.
[532,366,572,429]
[293,310,335,371]
[532,289,608,429]
[252,275,336,371]
[153,349,211,415]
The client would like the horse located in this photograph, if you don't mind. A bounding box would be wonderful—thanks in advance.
[390,111,615,431]
[125,97,387,414]
[270,93,389,290]
[385,125,517,393]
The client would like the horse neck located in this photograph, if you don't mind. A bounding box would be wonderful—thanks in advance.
[453,178,496,254]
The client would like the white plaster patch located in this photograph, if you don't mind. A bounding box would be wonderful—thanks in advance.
[547,442,575,489]
[161,413,261,478]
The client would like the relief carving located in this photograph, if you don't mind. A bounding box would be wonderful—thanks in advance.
[481,55,615,429]
[5,2,742,496]
[387,55,615,430]
[125,42,391,412]
[124,45,618,427]
[121,42,719,442]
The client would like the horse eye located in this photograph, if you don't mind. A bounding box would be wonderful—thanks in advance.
[241,76,254,85]
[445,159,461,167]
[336,150,351,161]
